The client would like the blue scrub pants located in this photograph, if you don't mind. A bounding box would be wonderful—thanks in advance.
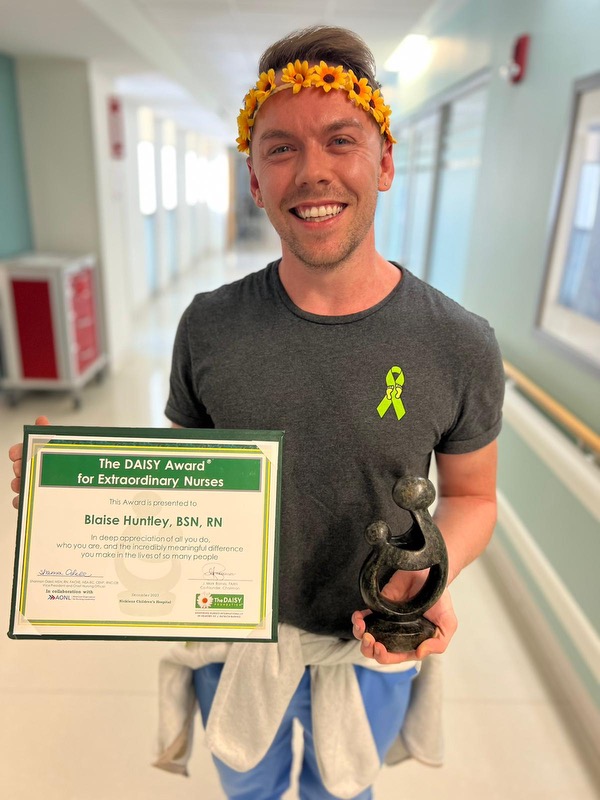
[194,663,416,800]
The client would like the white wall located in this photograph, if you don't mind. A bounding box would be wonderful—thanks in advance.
[88,64,135,370]
[123,102,149,311]
[16,57,100,255]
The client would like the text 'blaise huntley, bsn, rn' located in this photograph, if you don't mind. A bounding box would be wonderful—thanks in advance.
[81,514,223,528]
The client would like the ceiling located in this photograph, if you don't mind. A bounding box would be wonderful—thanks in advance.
[0,0,437,141]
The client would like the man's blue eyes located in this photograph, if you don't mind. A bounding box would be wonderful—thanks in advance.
[269,138,351,155]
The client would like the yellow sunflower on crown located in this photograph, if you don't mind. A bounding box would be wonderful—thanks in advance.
[244,88,260,116]
[311,61,346,92]
[281,60,312,93]
[255,69,277,104]
[369,89,391,125]
[236,110,253,153]
[345,69,373,111]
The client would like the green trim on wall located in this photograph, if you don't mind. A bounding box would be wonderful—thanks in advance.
[0,52,32,257]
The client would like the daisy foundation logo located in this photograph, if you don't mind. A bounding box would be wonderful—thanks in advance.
[196,593,244,610]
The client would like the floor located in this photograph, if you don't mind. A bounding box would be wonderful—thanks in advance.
[0,248,596,800]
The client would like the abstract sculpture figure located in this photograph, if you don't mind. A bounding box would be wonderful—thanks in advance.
[359,476,448,652]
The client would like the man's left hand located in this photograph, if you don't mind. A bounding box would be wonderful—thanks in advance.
[351,588,457,665]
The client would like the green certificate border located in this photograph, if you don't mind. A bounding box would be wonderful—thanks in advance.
[8,426,283,643]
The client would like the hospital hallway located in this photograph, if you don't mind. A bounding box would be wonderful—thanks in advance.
[0,247,596,800]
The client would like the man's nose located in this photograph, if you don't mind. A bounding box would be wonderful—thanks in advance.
[294,144,332,187]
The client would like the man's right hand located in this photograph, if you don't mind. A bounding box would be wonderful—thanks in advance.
[9,416,50,509]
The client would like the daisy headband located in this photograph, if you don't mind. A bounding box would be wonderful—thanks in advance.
[236,59,396,154]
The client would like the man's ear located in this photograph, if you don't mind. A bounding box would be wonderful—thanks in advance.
[378,140,395,192]
[247,157,264,208]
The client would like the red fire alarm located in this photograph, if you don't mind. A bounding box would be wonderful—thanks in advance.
[107,95,125,159]
[511,34,530,83]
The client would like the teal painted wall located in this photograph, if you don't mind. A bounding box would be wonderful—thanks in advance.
[499,426,599,624]
[0,53,32,257]
[496,518,600,707]
[400,0,600,705]
[398,0,600,430]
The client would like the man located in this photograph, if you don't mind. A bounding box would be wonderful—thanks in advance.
[10,25,504,800]
[161,24,503,800]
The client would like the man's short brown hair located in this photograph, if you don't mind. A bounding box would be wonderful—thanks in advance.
[258,25,380,89]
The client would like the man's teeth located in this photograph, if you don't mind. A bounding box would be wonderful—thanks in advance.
[295,204,344,220]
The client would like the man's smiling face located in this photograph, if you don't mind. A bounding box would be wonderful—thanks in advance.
[247,86,394,272]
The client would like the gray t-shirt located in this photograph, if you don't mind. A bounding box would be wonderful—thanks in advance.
[165,262,504,638]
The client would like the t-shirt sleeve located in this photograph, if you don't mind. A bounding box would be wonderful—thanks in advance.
[164,306,214,429]
[435,326,505,455]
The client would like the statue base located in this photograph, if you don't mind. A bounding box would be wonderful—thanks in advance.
[364,614,437,653]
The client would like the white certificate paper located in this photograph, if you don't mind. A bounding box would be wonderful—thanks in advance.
[9,426,283,641]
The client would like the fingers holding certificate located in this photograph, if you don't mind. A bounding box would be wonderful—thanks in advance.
[9,426,283,642]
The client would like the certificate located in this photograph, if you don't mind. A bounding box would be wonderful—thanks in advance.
[9,426,283,642]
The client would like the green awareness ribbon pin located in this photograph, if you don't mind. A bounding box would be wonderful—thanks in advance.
[377,366,406,420]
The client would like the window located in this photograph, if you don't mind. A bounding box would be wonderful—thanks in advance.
[538,74,600,372]
[137,141,157,216]
[197,156,209,204]
[207,153,229,214]
[185,151,198,206]
[427,87,488,300]
[404,114,440,278]
[161,144,178,211]
[559,133,600,317]
[376,76,488,302]
[384,128,411,259]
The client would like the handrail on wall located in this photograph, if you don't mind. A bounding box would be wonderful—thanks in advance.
[503,360,600,458]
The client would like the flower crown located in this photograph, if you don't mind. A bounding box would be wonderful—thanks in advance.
[236,60,396,154]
